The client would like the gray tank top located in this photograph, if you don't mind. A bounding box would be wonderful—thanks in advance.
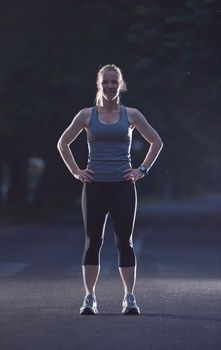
[86,105,132,182]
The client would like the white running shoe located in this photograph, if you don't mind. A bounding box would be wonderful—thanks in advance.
[122,293,140,315]
[80,294,98,315]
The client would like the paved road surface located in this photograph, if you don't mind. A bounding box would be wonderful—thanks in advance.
[0,202,221,350]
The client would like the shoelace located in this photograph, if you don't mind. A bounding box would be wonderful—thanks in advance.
[85,295,96,307]
[124,294,136,305]
[128,296,135,304]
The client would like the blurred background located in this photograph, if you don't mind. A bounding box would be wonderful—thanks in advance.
[1,3,221,347]
[0,0,221,222]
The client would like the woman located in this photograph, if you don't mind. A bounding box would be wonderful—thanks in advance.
[57,64,163,315]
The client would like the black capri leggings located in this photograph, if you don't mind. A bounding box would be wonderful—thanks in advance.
[81,181,137,267]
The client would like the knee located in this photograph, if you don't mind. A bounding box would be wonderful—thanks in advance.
[85,236,104,251]
[115,239,133,251]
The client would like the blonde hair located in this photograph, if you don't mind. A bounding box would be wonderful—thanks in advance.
[95,64,127,106]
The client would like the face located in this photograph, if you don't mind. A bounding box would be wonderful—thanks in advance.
[100,70,121,101]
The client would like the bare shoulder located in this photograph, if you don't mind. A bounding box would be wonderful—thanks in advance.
[125,106,163,144]
[125,107,145,127]
[125,106,141,117]
[73,107,93,128]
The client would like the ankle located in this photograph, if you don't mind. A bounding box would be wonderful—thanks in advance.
[86,292,96,298]
[124,291,134,298]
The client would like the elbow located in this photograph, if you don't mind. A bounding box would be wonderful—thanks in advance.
[57,138,70,154]
[159,137,163,150]
[57,138,65,152]
[57,139,62,151]
[155,136,163,151]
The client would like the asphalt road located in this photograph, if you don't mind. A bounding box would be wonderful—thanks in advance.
[0,202,221,350]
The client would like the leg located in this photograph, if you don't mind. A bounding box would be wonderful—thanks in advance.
[118,266,137,297]
[110,182,140,314]
[110,182,137,297]
[82,265,100,296]
[81,182,108,296]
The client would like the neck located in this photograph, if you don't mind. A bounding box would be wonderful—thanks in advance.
[99,97,120,111]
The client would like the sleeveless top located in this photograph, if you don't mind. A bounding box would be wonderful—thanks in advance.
[86,105,133,182]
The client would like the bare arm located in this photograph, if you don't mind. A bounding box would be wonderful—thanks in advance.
[57,108,94,183]
[124,108,163,181]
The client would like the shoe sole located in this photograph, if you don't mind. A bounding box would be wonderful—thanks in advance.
[80,307,98,315]
[123,307,140,315]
